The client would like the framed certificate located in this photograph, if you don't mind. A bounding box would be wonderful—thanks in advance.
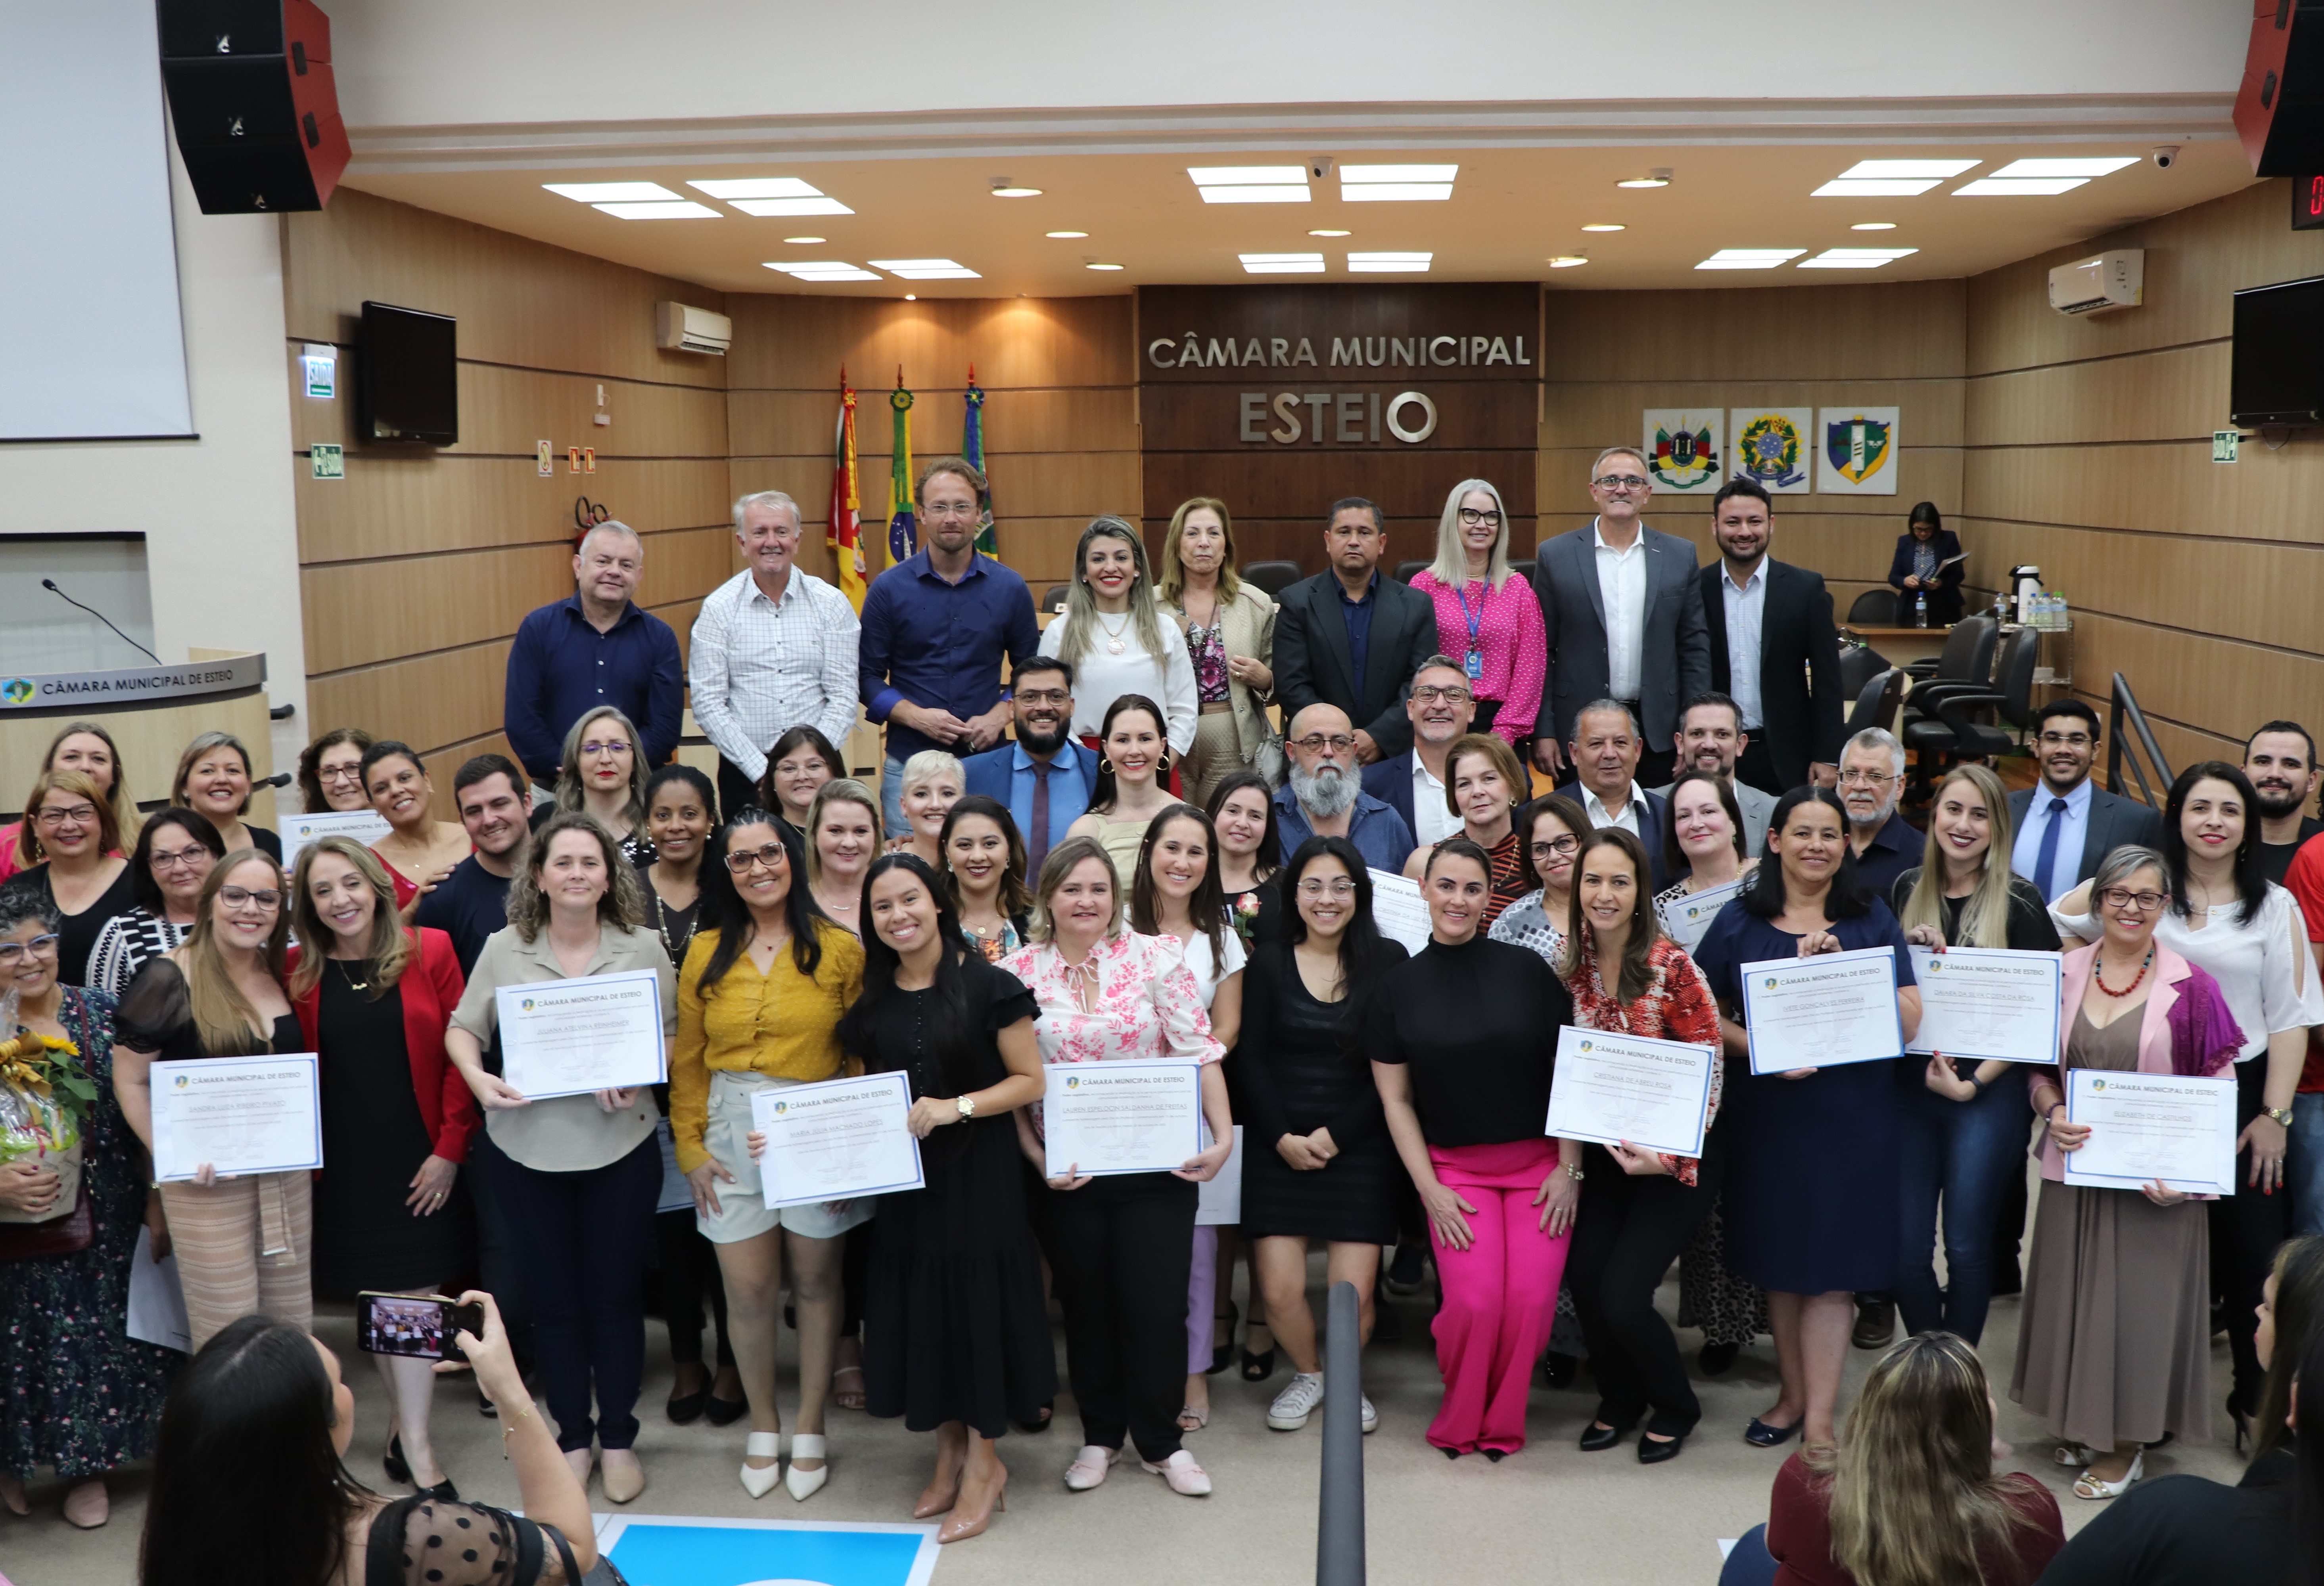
[1042,1061,1204,1178]
[2063,1068,2238,1197]
[150,1054,324,1182]
[496,969,666,1099]
[750,1072,925,1209]
[1545,1027,1715,1158]
[1656,877,1746,954]
[1366,869,1433,956]
[1906,946,2062,1065]
[1739,946,1904,1075]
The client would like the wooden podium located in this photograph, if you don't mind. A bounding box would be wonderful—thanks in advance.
[0,650,278,825]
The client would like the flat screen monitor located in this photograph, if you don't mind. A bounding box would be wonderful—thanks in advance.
[357,302,458,444]
[2230,276,2324,427]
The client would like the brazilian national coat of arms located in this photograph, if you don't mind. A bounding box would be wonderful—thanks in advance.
[1735,412,1808,489]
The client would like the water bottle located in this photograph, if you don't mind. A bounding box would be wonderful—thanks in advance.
[2052,589,2069,628]
[1914,590,1929,628]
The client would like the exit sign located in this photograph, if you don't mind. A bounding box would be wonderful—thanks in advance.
[2295,174,2324,230]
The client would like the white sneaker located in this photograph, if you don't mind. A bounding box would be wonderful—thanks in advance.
[1139,1448,1213,1496]
[1268,1371,1327,1430]
[1360,1395,1378,1434]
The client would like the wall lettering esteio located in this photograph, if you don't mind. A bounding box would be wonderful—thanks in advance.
[1147,333,1531,369]
[1238,390,1439,444]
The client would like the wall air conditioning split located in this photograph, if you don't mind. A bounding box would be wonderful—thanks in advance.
[2047,249,2144,316]
[655,301,732,355]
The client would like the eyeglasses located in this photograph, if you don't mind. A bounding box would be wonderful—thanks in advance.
[1296,878,1358,898]
[319,765,364,784]
[921,502,982,521]
[580,739,632,757]
[1530,835,1580,859]
[1837,768,1895,787]
[0,935,60,965]
[1411,684,1474,704]
[219,886,283,911]
[1593,474,1649,491]
[1456,508,1503,527]
[2099,887,2167,913]
[149,845,213,872]
[1293,734,1357,754]
[725,843,790,874]
[1016,689,1071,707]
[2036,732,2094,749]
[33,804,98,828]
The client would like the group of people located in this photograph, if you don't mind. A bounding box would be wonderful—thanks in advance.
[5,444,2324,1586]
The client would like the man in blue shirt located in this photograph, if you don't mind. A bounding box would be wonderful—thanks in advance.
[960,656,1099,879]
[415,753,529,975]
[859,457,1040,832]
[2006,699,2164,900]
[1272,703,1414,871]
[502,521,683,788]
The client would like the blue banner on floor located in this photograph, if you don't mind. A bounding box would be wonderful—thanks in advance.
[591,1514,940,1586]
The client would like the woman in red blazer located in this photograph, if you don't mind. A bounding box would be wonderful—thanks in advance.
[287,835,478,1498]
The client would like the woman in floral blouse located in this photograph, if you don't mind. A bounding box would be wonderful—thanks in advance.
[1001,835,1232,1500]
[1554,828,1725,1466]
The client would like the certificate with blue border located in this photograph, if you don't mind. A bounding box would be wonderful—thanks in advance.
[1042,1060,1205,1178]
[750,1071,925,1208]
[497,968,665,1099]
[1740,946,1904,1075]
[150,1054,324,1181]
[1906,946,2062,1064]
[2062,1068,2238,1197]
[1546,1027,1714,1157]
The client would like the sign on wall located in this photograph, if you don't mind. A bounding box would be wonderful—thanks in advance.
[1642,410,1724,493]
[1816,406,1900,495]
[1727,407,1814,494]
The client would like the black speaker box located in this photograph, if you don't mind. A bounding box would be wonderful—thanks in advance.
[159,0,351,213]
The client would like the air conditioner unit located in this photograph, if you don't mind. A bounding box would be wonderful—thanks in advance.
[655,301,732,355]
[2048,249,2144,316]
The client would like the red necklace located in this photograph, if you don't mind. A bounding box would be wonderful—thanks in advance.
[2093,948,2153,998]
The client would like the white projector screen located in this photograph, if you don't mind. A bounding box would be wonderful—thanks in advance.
[0,0,194,439]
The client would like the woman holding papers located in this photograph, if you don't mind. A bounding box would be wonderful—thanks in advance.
[939,796,1034,963]
[111,849,309,1347]
[2014,845,2244,1498]
[1372,836,1580,1458]
[1486,793,1591,966]
[1000,835,1231,1498]
[1887,764,2060,1347]
[444,812,676,1507]
[668,812,866,1503]
[1690,787,1921,1454]
[2049,763,2324,1446]
[1067,695,1179,891]
[86,807,224,997]
[1655,770,1758,931]
[837,854,1051,1544]
[1559,828,1726,1463]
[1401,734,1529,928]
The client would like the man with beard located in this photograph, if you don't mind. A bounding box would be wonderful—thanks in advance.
[1361,655,1477,847]
[2245,721,2322,885]
[1272,703,1413,870]
[2006,699,2164,902]
[416,753,531,976]
[1649,691,1778,857]
[961,655,1099,879]
[1695,477,1843,795]
[1832,727,1921,901]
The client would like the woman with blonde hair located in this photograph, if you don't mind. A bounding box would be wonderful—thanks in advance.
[1156,496,1277,805]
[1720,1332,2064,1586]
[1037,516,1198,763]
[8,768,136,987]
[171,730,280,861]
[1406,480,1544,746]
[544,704,654,864]
[805,778,882,939]
[890,750,965,869]
[0,720,139,883]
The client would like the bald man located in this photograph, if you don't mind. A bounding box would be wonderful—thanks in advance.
[1271,703,1414,871]
[504,519,683,787]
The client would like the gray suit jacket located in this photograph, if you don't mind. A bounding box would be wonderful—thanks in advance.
[1531,521,1711,750]
[2007,783,2166,890]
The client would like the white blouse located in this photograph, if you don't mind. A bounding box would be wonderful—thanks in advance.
[1037,614,1200,756]
[1175,924,1248,1013]
[2052,881,2323,1062]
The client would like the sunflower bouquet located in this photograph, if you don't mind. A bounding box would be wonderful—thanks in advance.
[0,989,94,1224]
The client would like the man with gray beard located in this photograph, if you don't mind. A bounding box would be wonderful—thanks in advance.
[1271,703,1414,871]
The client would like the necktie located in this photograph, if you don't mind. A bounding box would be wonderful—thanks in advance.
[1028,759,1053,879]
[2032,796,2069,902]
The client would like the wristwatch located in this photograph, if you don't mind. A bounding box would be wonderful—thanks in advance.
[956,1095,976,1120]
[2267,1105,2295,1129]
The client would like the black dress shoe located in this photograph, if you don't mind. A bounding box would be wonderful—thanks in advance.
[1578,1421,1632,1452]
[1850,1299,1896,1350]
[1744,1416,1803,1448]
[1014,1399,1055,1434]
[666,1386,711,1425]
[1442,1445,1462,1460]
[384,1435,412,1485]
[1386,1239,1427,1296]
[1482,1449,1505,1463]
[704,1392,750,1427]
[1542,1352,1578,1390]
[1698,1342,1740,1375]
[1638,1432,1685,1465]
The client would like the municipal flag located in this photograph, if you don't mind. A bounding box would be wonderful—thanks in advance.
[886,372,916,567]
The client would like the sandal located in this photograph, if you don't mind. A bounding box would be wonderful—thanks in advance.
[1240,1345,1277,1383]
[832,1365,867,1412]
[2073,1452,2143,1500]
[1178,1402,1210,1432]
[1209,1301,1239,1375]
[2053,1442,2094,1467]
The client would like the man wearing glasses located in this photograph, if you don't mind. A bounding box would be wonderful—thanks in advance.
[961,655,1099,877]
[1529,446,1710,791]
[1271,704,1414,871]
[1361,655,1478,847]
[858,457,1041,833]
[2005,699,2163,903]
[503,519,683,794]
[1833,727,1922,900]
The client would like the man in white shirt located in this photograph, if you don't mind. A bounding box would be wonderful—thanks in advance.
[1552,699,1672,889]
[1360,654,1476,847]
[689,490,863,821]
[1696,478,1844,795]
[1649,691,1778,856]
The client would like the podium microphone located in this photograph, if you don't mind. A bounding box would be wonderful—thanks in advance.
[41,578,162,665]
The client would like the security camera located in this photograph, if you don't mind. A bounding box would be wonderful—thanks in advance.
[1309,155,1334,181]
[2150,145,2180,169]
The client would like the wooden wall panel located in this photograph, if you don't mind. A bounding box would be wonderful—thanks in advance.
[1963,441,2324,548]
[288,352,729,459]
[1544,281,1968,383]
[297,456,734,563]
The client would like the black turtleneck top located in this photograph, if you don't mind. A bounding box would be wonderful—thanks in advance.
[1367,933,1573,1147]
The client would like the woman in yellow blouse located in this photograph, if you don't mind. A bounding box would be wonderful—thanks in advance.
[671,812,866,1504]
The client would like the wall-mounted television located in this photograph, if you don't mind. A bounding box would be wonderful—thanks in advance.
[2230,276,2324,427]
[357,301,458,444]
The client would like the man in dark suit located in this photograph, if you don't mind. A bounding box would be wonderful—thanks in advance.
[1360,654,1476,847]
[958,655,1100,879]
[1552,699,1672,893]
[1273,497,1438,764]
[1698,477,1845,796]
[2007,698,2166,902]
[1530,444,1711,790]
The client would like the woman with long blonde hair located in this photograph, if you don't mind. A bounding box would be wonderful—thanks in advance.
[1406,479,1545,746]
[547,704,655,863]
[1037,516,1198,762]
[1156,496,1277,806]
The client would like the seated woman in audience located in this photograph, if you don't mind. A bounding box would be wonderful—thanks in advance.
[804,779,882,939]
[1002,836,1231,1498]
[1888,763,2058,1347]
[111,849,309,1347]
[86,807,223,997]
[0,891,176,1532]
[362,741,472,913]
[5,770,137,989]
[1372,836,1577,1459]
[1068,695,1177,891]
[1402,733,1528,926]
[0,721,138,885]
[297,725,375,815]
[1210,770,1286,956]
[136,1294,598,1586]
[837,854,1052,1543]
[671,810,866,1502]
[1886,500,1965,627]
[1486,792,1590,965]
[2013,844,2242,1499]
[1718,1332,2064,1586]
[1691,787,1920,1453]
[444,814,674,1507]
[1559,828,1725,1464]
[288,837,474,1500]
[1406,479,1544,745]
[171,731,280,861]
[1038,516,1199,764]
[1240,836,1407,1435]
[1155,496,1277,808]
[538,705,654,864]
[938,795,1032,962]
[889,750,965,868]
[757,724,843,843]
[2252,1234,2324,1469]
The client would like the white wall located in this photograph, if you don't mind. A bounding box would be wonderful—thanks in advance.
[0,146,308,782]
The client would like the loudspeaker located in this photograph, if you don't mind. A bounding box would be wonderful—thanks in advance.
[159,0,350,213]
[2238,0,2324,176]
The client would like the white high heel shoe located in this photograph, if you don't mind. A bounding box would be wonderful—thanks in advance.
[785,1434,829,1501]
[739,1432,783,1499]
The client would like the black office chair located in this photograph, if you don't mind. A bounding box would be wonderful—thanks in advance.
[1837,642,1890,706]
[1845,588,1898,626]
[1392,559,1431,585]
[1507,558,1536,586]
[1903,614,1998,684]
[1241,560,1303,598]
[1039,583,1069,615]
[1902,626,2040,776]
[1845,667,1906,738]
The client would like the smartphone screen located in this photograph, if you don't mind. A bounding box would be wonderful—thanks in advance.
[357,1293,482,1360]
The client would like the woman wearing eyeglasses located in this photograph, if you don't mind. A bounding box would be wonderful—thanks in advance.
[86,809,225,1001]
[111,849,309,1348]
[1157,498,1277,809]
[1407,481,1544,746]
[1487,793,1592,966]
[536,705,656,865]
[296,725,375,815]
[1403,734,1529,926]
[6,770,137,989]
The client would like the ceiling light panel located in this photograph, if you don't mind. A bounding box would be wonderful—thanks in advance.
[1347,251,1430,272]
[1189,166,1310,202]
[1547,255,1590,268]
[592,201,721,220]
[1990,157,2140,178]
[689,178,824,199]
[1341,183,1453,202]
[1695,248,1804,270]
[1046,230,1088,238]
[1812,178,1946,197]
[1837,159,1981,179]
[765,261,882,281]
[728,197,855,216]
[1338,164,1459,182]
[1952,177,2088,195]
[1580,223,1625,232]
[1239,252,1325,274]
[1798,247,1919,269]
[868,258,980,279]
[1200,185,1310,203]
[544,182,680,203]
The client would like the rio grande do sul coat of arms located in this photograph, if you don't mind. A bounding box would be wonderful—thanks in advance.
[1727,407,1812,492]
[1640,410,1723,493]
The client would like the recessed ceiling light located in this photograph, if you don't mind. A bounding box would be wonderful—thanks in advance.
[1798,247,1920,269]
[1085,261,1125,271]
[1547,255,1590,268]
[1696,248,1805,270]
[990,179,1043,198]
[1348,251,1431,272]
[1309,228,1352,237]
[1240,252,1325,274]
[869,258,981,280]
[1339,164,1458,182]
[764,261,882,282]
[591,201,722,220]
[1580,223,1625,233]
[1812,158,1979,197]
[1850,222,1899,231]
[690,178,822,199]
[1339,164,1457,202]
[1047,230,1089,238]
[544,182,680,203]
[1953,156,2139,196]
[1189,166,1310,203]
[1992,157,2142,177]
[783,236,826,244]
[1616,169,1673,189]
[737,197,855,216]
[904,293,917,301]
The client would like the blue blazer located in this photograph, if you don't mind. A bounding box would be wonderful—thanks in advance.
[1553,781,1673,893]
[1360,751,1422,836]
[960,740,1102,837]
